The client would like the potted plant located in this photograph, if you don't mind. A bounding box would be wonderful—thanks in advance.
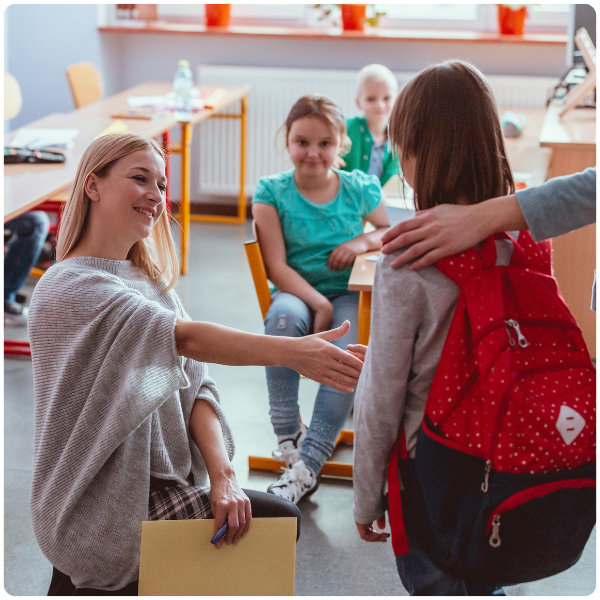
[312,4,385,32]
[205,4,231,28]
[497,4,529,35]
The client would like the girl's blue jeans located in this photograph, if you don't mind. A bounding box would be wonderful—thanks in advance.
[4,211,49,302]
[264,290,359,475]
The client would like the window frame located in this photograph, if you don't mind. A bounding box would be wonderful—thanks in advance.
[112,4,570,34]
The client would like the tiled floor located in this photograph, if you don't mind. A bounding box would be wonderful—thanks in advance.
[4,221,596,595]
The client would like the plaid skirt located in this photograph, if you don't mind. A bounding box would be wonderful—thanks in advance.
[148,482,212,521]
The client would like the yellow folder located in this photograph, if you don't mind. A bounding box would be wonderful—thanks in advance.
[138,517,296,596]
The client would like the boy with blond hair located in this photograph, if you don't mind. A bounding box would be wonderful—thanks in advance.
[340,64,399,186]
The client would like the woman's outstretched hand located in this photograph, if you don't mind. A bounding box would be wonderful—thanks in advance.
[286,320,364,393]
[356,514,389,543]
[380,204,485,270]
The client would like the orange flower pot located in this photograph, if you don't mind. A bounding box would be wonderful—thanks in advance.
[341,4,367,32]
[205,4,231,28]
[497,5,527,35]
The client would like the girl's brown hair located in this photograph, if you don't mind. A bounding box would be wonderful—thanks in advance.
[389,60,514,211]
[284,94,346,142]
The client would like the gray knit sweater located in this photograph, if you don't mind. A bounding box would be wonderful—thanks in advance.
[28,257,234,591]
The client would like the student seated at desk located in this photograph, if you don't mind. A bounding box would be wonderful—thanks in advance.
[339,64,399,187]
[252,94,389,504]
[28,133,365,595]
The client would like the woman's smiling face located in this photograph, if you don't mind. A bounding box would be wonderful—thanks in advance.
[87,148,167,245]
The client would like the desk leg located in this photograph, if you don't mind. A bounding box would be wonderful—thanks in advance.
[237,96,248,223]
[180,121,193,275]
[357,291,371,346]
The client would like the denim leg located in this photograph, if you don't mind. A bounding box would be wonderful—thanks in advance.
[300,292,359,474]
[264,292,312,436]
[395,534,468,596]
[4,211,50,302]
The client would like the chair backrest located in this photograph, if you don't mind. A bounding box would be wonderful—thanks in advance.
[4,73,22,120]
[244,239,272,320]
[66,62,103,109]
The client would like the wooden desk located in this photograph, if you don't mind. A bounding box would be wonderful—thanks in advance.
[540,101,596,358]
[4,83,251,274]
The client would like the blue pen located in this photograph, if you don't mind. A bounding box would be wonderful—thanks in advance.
[210,521,229,545]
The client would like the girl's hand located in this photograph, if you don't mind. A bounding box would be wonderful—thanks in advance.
[332,155,347,168]
[313,298,334,334]
[209,468,252,549]
[328,238,369,272]
[346,343,368,362]
[287,320,363,393]
[355,514,390,543]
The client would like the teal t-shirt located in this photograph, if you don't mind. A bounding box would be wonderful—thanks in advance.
[252,168,382,296]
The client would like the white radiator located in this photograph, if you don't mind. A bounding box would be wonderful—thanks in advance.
[196,65,556,196]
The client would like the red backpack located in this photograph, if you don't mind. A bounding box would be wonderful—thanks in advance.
[387,232,596,586]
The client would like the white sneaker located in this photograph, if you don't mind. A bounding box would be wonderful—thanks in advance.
[267,459,319,504]
[272,423,308,468]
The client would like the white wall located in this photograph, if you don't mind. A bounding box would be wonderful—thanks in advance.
[5,4,569,202]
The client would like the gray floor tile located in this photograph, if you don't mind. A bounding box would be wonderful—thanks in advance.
[4,221,595,595]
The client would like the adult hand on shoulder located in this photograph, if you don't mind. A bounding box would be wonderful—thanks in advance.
[288,320,363,393]
[381,204,484,270]
[355,514,390,543]
[209,469,251,548]
[329,238,369,272]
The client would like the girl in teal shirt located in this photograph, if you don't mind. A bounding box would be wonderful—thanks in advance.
[252,94,389,504]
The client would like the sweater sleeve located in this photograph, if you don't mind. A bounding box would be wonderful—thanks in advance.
[29,265,190,475]
[352,255,423,525]
[516,167,596,241]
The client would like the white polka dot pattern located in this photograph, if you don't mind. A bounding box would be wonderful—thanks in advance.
[427,232,596,475]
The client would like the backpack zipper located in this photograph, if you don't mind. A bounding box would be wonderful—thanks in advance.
[485,478,596,547]
[473,318,579,348]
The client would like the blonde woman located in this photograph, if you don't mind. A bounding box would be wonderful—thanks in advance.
[29,133,363,595]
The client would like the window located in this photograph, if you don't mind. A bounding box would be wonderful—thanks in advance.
[118,4,569,34]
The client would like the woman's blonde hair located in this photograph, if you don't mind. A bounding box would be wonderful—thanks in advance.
[56,133,179,292]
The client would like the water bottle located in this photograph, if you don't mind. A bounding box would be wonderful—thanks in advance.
[173,60,193,121]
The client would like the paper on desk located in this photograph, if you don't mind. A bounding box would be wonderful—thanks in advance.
[128,90,206,111]
[138,517,296,596]
[9,128,79,150]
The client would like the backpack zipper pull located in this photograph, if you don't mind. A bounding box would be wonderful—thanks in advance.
[506,319,529,348]
[489,514,501,547]
[481,459,492,492]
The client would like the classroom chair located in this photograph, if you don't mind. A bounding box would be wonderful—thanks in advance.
[244,236,354,478]
[66,62,104,109]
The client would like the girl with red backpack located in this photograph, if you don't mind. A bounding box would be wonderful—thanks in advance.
[352,60,595,596]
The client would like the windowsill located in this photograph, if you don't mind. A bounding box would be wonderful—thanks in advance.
[98,22,567,45]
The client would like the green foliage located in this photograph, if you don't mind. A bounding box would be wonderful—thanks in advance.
[311,4,386,28]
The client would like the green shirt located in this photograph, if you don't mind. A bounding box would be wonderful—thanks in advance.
[341,116,399,187]
[252,168,382,296]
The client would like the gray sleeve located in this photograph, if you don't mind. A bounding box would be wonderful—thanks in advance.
[352,256,422,525]
[516,167,596,241]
